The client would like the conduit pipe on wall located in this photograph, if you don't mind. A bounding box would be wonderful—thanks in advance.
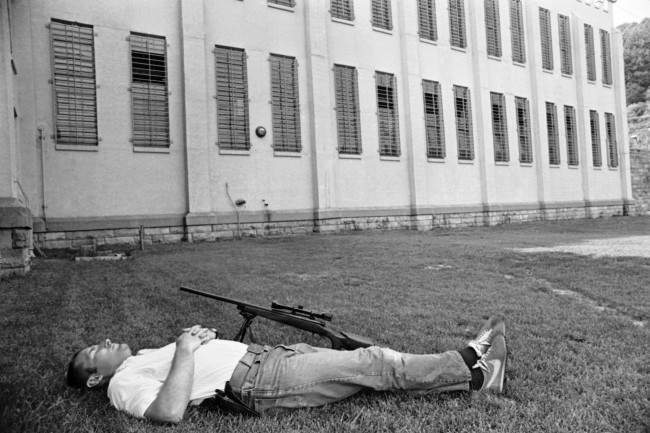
[37,126,47,228]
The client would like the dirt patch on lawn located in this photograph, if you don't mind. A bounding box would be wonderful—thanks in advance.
[514,235,650,258]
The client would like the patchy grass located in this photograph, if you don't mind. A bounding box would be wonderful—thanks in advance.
[1,217,649,433]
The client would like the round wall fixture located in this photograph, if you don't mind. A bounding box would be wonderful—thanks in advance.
[255,126,267,138]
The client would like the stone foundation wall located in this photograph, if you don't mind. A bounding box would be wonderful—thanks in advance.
[33,204,626,251]
[630,132,650,216]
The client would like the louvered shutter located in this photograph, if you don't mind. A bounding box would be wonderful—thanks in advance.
[130,33,169,147]
[215,45,250,150]
[371,0,392,30]
[510,0,526,63]
[375,72,400,157]
[589,110,602,167]
[485,0,502,57]
[584,24,597,81]
[539,8,554,70]
[546,102,560,165]
[490,92,509,162]
[454,85,473,160]
[605,113,618,167]
[422,80,445,159]
[50,19,98,146]
[564,105,578,166]
[418,0,438,42]
[515,97,532,163]
[334,65,362,154]
[270,54,301,152]
[558,15,573,75]
[331,0,354,21]
[600,30,613,85]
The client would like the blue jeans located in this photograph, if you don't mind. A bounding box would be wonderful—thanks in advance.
[230,343,471,412]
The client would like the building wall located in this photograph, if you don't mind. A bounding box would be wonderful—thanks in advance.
[4,0,633,246]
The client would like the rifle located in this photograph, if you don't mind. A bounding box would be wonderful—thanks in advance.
[179,286,374,350]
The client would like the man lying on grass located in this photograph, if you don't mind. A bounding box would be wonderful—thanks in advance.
[66,316,507,423]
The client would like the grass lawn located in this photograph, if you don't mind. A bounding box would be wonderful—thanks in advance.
[1,217,649,433]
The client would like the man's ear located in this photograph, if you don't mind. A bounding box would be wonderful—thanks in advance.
[86,373,104,388]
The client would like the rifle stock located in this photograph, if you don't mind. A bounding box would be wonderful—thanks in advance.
[180,286,374,350]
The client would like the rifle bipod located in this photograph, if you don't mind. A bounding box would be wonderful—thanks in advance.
[234,310,257,342]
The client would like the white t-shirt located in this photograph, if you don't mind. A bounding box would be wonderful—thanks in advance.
[107,339,248,418]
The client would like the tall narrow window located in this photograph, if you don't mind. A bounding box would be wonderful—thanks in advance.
[539,8,554,71]
[215,45,250,150]
[375,71,400,156]
[422,80,445,159]
[589,110,602,167]
[558,14,573,75]
[418,0,438,42]
[600,29,613,85]
[371,0,392,30]
[268,0,295,7]
[546,102,560,165]
[130,32,169,147]
[453,85,473,160]
[605,113,618,168]
[564,105,578,166]
[270,54,301,152]
[485,0,502,58]
[331,0,355,21]
[449,0,467,49]
[50,19,98,146]
[334,65,362,154]
[490,92,509,162]
[584,24,597,81]
[510,0,526,63]
[515,97,532,163]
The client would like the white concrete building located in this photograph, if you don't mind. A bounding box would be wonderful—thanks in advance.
[0,0,632,274]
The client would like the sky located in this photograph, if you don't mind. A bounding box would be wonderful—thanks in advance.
[612,0,650,26]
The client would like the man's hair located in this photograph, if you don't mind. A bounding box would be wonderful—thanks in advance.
[66,349,96,389]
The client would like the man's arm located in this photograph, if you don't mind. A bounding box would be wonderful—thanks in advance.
[144,326,214,424]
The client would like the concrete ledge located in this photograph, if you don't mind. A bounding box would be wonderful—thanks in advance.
[39,213,185,232]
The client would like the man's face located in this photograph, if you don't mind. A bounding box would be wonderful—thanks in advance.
[77,339,132,377]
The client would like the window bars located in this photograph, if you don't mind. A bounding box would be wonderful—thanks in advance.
[375,71,400,156]
[129,32,169,147]
[268,0,295,7]
[558,14,573,75]
[510,0,526,63]
[50,19,98,146]
[485,0,502,58]
[371,0,392,30]
[564,105,578,166]
[215,45,250,150]
[453,85,473,160]
[449,0,467,49]
[584,24,597,81]
[417,0,438,42]
[270,54,301,152]
[515,97,532,163]
[605,113,618,167]
[422,80,445,159]
[334,65,362,154]
[589,110,602,167]
[490,92,509,162]
[539,8,554,71]
[600,29,613,85]
[331,0,354,21]
[546,102,560,165]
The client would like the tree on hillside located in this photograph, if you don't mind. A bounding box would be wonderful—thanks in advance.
[621,18,650,105]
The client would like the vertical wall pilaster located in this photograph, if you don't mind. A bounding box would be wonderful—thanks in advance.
[612,30,633,207]
[526,2,548,211]
[303,1,335,222]
[396,0,423,218]
[180,0,214,224]
[467,0,490,217]
[571,13,592,209]
[0,0,16,200]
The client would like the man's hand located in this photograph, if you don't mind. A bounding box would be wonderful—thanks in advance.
[177,325,217,352]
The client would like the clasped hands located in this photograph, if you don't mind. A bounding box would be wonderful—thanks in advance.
[176,324,218,352]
